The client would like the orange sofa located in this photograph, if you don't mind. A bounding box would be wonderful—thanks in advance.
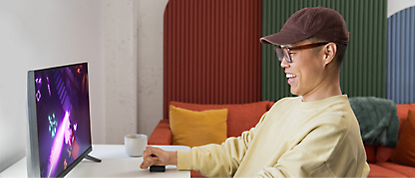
[149,102,415,177]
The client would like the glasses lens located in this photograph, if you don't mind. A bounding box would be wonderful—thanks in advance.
[274,47,284,62]
[282,49,291,63]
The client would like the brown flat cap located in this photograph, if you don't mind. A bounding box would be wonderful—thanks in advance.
[260,6,349,45]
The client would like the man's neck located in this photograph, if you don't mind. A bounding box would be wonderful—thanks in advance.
[301,75,342,102]
[301,87,342,102]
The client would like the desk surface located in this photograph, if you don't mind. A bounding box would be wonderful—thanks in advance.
[0,144,190,178]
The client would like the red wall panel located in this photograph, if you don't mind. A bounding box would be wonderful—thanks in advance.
[163,0,262,119]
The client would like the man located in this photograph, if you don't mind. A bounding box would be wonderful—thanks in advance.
[141,6,370,177]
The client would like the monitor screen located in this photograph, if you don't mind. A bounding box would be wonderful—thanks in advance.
[26,62,93,178]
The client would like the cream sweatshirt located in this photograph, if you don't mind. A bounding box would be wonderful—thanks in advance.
[177,95,370,177]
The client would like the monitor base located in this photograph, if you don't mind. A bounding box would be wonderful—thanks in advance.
[85,155,101,162]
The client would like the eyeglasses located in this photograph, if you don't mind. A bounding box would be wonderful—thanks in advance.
[274,42,330,63]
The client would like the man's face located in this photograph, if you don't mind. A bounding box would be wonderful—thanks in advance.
[280,40,327,97]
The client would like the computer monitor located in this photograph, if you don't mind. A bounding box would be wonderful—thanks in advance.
[26,62,100,178]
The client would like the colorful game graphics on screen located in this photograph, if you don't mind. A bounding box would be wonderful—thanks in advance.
[35,64,91,178]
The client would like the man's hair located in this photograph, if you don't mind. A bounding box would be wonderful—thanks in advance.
[307,36,347,67]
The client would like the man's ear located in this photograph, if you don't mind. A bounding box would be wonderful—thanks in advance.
[323,42,337,66]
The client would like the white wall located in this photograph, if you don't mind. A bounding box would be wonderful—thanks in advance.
[101,0,168,144]
[0,0,104,172]
[102,0,139,144]
[388,0,415,17]
[136,0,168,140]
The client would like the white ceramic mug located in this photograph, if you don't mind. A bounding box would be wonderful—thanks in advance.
[124,134,148,157]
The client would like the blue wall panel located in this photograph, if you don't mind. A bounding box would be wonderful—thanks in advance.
[387,6,415,104]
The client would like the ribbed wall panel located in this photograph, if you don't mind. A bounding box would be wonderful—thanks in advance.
[262,0,387,101]
[163,0,262,119]
[387,6,415,104]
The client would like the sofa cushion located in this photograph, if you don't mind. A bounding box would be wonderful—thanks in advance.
[170,101,270,137]
[373,104,415,163]
[376,146,395,162]
[396,104,415,136]
[169,105,228,147]
[364,145,376,163]
[391,109,415,167]
[368,163,407,177]
[377,162,415,177]
[148,119,172,145]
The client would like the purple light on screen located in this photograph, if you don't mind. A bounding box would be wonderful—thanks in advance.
[64,125,73,146]
[36,90,41,102]
[48,85,51,96]
[47,111,70,178]
[36,78,42,84]
[46,76,51,96]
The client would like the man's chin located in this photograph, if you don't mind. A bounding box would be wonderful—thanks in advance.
[290,88,298,96]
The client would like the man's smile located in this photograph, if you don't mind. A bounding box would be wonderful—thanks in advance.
[286,73,297,84]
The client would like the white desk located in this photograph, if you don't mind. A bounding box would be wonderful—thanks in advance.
[0,144,190,178]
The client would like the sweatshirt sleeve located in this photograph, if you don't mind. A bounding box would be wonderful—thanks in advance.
[177,112,268,177]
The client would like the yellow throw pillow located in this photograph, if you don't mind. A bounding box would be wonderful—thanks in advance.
[169,105,227,147]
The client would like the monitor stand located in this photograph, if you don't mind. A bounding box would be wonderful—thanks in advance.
[85,155,102,162]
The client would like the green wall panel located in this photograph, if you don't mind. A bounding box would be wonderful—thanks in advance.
[262,0,387,101]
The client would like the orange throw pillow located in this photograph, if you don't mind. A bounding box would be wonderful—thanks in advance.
[169,105,228,147]
[391,109,415,167]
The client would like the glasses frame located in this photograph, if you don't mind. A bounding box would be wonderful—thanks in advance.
[274,42,330,63]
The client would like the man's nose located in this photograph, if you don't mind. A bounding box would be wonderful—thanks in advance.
[280,58,290,68]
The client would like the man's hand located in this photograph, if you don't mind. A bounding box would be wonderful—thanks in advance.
[140,146,178,169]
